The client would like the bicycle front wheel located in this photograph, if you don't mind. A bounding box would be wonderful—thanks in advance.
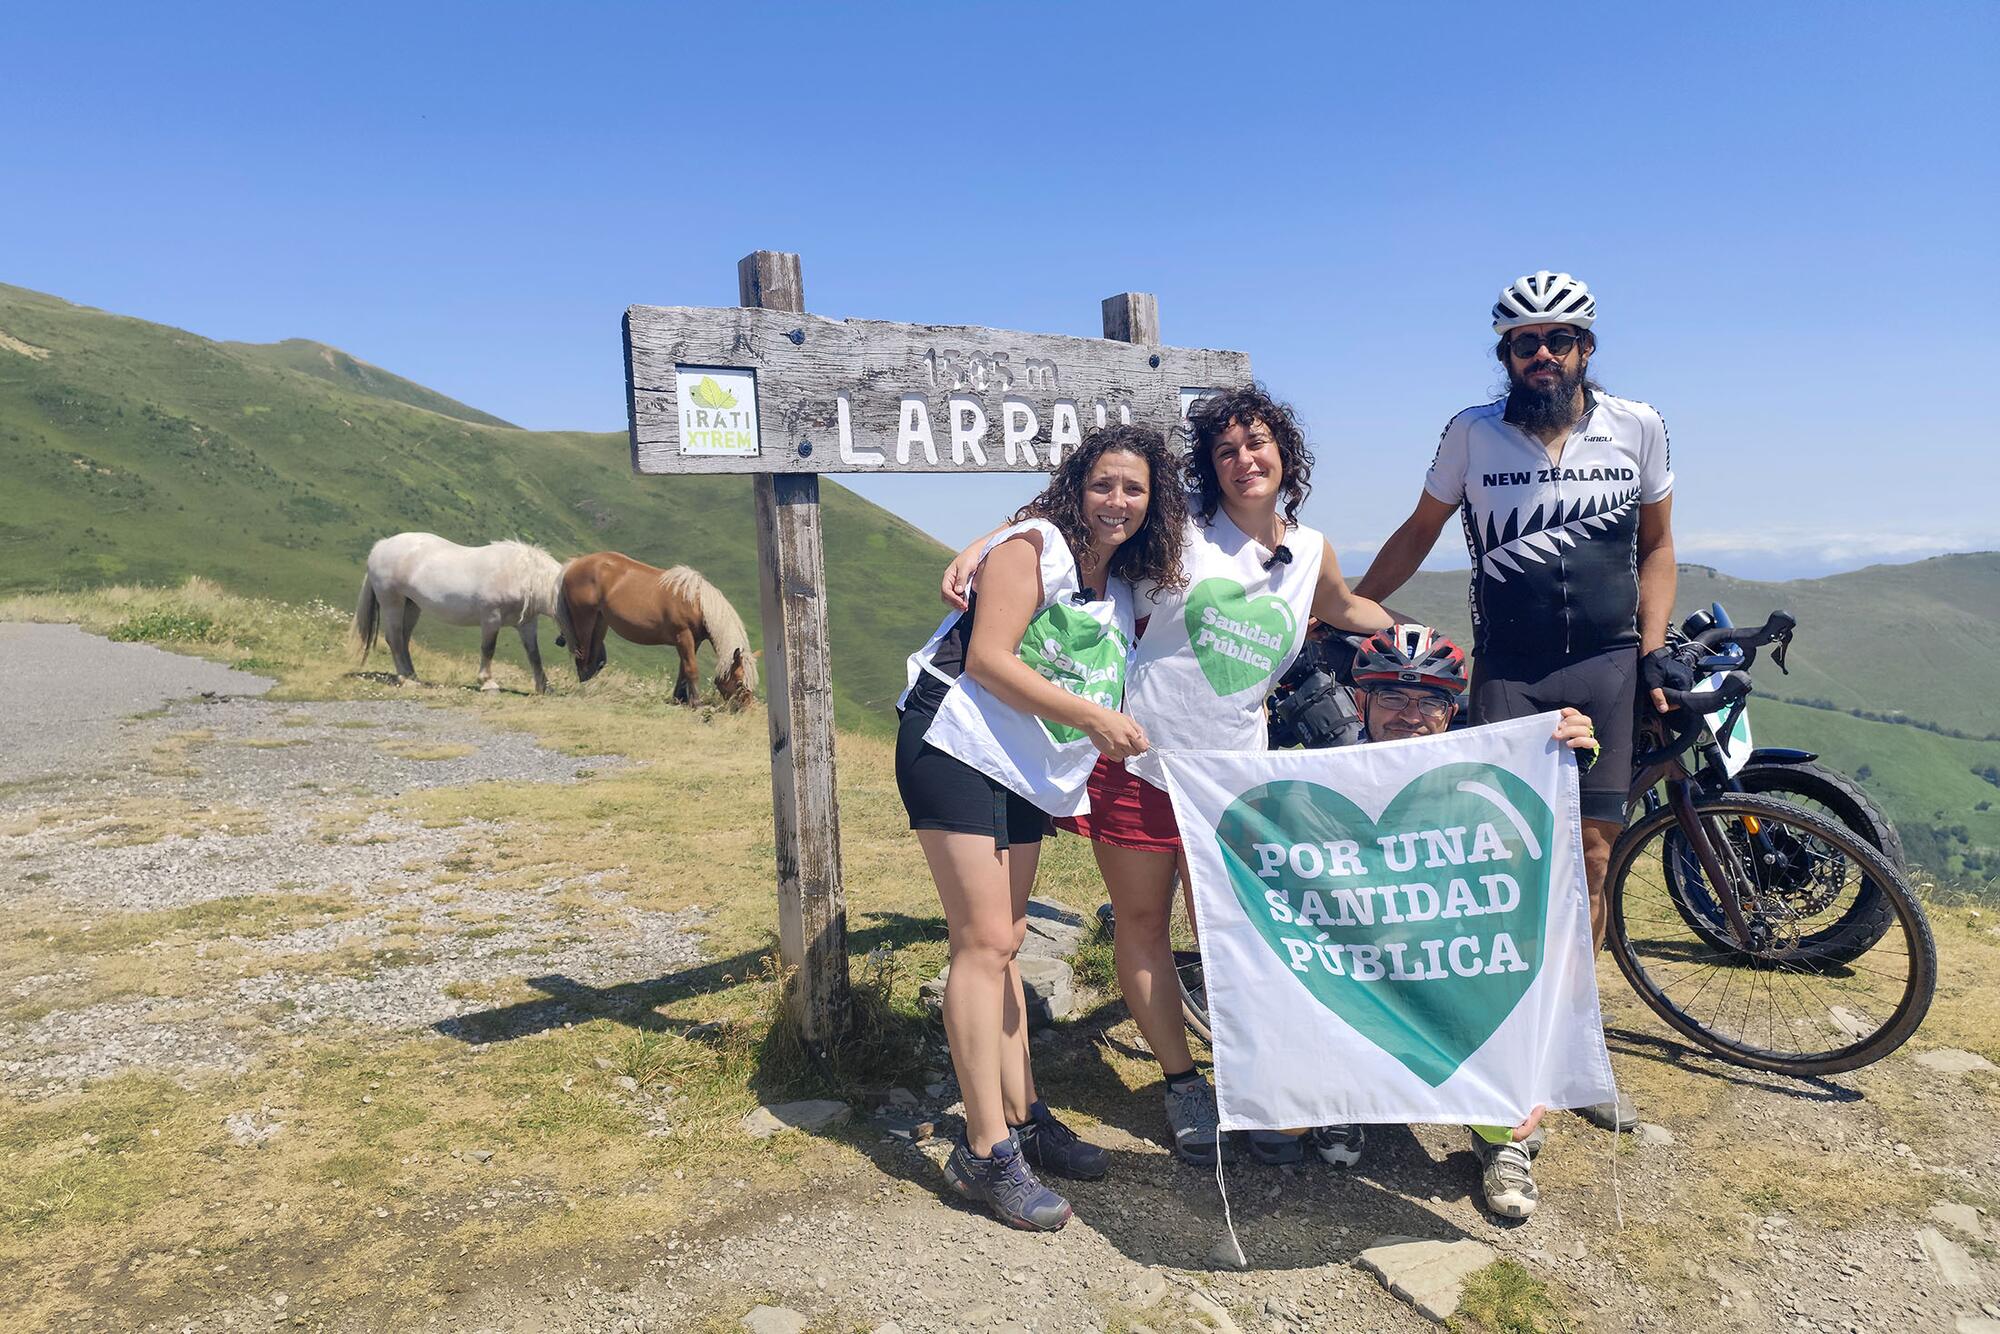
[1608,793,1935,1076]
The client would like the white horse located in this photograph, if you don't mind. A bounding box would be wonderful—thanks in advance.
[352,533,570,693]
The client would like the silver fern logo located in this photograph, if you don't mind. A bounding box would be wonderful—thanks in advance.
[1475,488,1639,581]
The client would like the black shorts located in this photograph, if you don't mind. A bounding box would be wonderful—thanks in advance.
[1472,648,1635,825]
[895,673,1046,850]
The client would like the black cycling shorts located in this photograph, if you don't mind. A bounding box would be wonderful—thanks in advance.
[1471,648,1635,825]
[895,672,1046,850]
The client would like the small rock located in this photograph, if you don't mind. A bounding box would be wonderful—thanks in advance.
[1920,1227,1979,1288]
[222,1111,283,1149]
[1183,1288,1243,1333]
[616,1076,639,1093]
[1634,1122,1675,1147]
[886,1087,919,1109]
[1208,1230,1248,1269]
[1122,1272,1169,1309]
[1932,1201,1986,1239]
[740,1306,808,1334]
[1357,1236,1497,1323]
[742,1099,851,1139]
[924,1083,947,1098]
[872,1324,905,1334]
[466,1148,495,1164]
[1918,1049,1997,1075]
[1956,1318,2000,1334]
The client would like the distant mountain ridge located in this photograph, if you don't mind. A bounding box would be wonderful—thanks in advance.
[1,279,1994,884]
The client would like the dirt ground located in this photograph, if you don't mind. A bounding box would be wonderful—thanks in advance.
[6,621,2000,1334]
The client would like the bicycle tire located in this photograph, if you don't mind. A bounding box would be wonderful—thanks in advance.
[1738,760,1908,869]
[1661,760,1906,965]
[1608,793,1935,1076]
[1175,949,1211,1043]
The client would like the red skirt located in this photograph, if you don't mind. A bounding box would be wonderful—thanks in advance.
[1054,755,1183,852]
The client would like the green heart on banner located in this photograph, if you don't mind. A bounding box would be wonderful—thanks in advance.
[1018,601,1127,744]
[1184,577,1298,697]
[1214,763,1554,1087]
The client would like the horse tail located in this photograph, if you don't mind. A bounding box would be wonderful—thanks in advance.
[351,574,379,664]
[695,574,757,696]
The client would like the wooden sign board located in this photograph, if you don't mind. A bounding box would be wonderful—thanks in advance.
[625,305,1252,475]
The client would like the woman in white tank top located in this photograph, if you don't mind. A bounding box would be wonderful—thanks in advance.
[902,425,1190,1230]
[943,387,1393,1166]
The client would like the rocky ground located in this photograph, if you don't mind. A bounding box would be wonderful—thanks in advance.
[6,622,2000,1333]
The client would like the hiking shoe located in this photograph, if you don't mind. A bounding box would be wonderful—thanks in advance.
[1304,1123,1367,1168]
[1015,1106,1109,1181]
[1162,1074,1235,1166]
[943,1134,1072,1231]
[1244,1130,1304,1166]
[1577,1093,1638,1133]
[1473,1132,1540,1219]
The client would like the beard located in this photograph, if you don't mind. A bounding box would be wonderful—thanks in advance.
[1506,359,1588,435]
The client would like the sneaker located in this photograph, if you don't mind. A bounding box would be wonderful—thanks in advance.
[943,1134,1072,1231]
[1473,1132,1539,1219]
[1244,1130,1303,1166]
[1015,1105,1109,1181]
[1303,1123,1367,1167]
[1577,1093,1638,1133]
[1162,1074,1235,1166]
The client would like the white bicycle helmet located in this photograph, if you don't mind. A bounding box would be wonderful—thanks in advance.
[1492,270,1597,333]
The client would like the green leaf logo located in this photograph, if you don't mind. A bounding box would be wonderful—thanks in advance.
[689,376,737,410]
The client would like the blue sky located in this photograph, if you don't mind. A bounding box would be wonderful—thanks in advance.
[7,2,1995,578]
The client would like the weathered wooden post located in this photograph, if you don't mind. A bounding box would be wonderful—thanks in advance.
[622,259,1249,1048]
[738,252,850,1048]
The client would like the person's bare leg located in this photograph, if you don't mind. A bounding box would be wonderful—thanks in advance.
[1581,818,1619,948]
[919,829,1020,1156]
[999,841,1041,1121]
[1094,842,1191,1074]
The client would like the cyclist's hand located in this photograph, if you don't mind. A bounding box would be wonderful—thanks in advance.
[940,549,981,611]
[1086,709,1149,762]
[1512,1105,1545,1141]
[1641,646,1694,716]
[1552,707,1599,763]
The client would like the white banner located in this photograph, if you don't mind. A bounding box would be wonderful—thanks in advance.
[1157,713,1615,1130]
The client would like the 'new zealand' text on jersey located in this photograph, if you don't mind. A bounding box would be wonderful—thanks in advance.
[1424,390,1672,666]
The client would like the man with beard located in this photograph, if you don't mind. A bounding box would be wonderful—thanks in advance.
[1354,271,1679,1134]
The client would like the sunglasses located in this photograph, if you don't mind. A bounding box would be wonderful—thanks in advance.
[1369,688,1456,720]
[1506,330,1585,359]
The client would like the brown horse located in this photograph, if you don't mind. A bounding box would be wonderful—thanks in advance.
[556,553,758,706]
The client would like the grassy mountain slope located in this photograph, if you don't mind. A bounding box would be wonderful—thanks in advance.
[223,338,517,428]
[0,282,946,734]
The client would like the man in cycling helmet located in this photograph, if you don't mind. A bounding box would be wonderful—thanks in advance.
[1246,624,1599,1218]
[1355,273,1672,1134]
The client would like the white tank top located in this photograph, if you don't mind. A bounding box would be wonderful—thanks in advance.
[1123,511,1323,789]
[902,519,1135,817]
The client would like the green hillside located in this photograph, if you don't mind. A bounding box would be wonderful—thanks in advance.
[0,282,948,734]
[223,338,517,428]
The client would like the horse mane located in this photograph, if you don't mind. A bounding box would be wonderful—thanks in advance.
[491,540,563,618]
[659,565,757,694]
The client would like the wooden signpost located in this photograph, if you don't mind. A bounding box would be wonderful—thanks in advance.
[623,251,1251,1048]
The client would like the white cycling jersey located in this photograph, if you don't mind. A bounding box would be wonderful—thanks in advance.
[1425,389,1672,666]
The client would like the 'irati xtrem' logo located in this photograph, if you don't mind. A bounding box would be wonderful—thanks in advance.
[676,367,760,457]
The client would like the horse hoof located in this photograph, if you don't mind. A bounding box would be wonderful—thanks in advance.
[480,680,500,693]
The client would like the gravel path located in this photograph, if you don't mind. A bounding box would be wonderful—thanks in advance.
[0,624,703,1096]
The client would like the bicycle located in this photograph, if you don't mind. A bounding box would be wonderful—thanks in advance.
[1609,611,1935,1075]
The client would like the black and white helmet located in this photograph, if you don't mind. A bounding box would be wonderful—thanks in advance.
[1492,270,1597,333]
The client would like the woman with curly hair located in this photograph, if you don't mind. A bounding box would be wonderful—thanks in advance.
[899,422,1186,1230]
[943,385,1392,1170]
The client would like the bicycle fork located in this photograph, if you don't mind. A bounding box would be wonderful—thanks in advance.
[1668,779,1760,951]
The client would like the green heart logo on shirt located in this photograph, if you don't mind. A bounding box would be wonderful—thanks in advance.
[1214,764,1554,1087]
[1185,577,1298,698]
[1018,601,1127,744]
